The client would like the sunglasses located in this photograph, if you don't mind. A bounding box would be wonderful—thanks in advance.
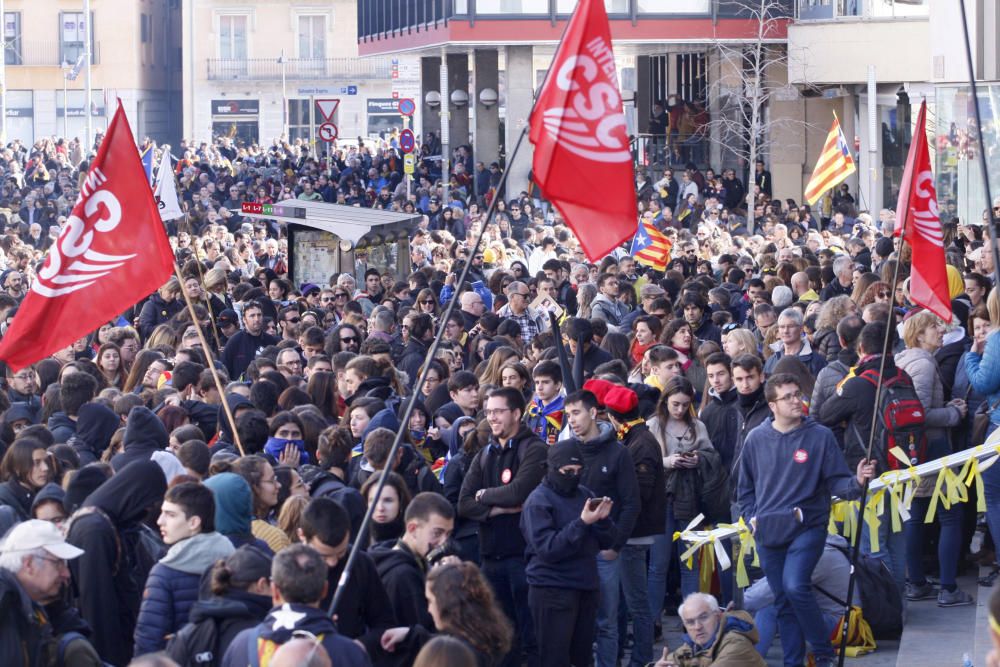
[285,317,300,324]
[340,336,358,344]
[334,293,348,299]
[420,300,434,305]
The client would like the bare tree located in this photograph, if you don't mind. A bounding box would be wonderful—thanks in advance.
[706,0,809,230]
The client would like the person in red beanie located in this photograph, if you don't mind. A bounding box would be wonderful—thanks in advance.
[602,384,666,667]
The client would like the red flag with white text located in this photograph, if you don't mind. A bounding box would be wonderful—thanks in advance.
[529,0,637,262]
[894,101,951,322]
[0,101,174,370]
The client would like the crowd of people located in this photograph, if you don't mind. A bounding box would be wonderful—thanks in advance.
[0,126,998,667]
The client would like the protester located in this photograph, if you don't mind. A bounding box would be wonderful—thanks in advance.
[0,123,990,667]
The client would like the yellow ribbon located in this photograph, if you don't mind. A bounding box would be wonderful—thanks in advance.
[925,467,951,524]
[963,454,988,512]
[699,535,716,592]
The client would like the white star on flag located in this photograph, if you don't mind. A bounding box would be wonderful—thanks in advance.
[270,604,307,631]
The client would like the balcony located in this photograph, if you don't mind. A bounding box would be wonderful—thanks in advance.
[795,0,927,21]
[357,0,793,42]
[206,57,394,81]
[4,40,101,67]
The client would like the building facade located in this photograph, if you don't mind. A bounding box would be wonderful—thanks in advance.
[180,0,420,147]
[1,0,182,146]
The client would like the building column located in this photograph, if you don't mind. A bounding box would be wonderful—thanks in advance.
[504,45,534,198]
[473,48,500,167]
[447,53,470,148]
[420,56,442,140]
[707,50,723,171]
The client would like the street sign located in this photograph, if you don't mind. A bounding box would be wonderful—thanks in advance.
[399,128,415,153]
[404,153,415,175]
[397,98,416,116]
[318,122,338,142]
[315,99,340,122]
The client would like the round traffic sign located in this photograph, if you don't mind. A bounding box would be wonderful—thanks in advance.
[318,122,338,142]
[399,128,415,153]
[397,98,416,116]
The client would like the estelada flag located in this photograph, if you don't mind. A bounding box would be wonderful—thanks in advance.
[630,219,671,271]
[803,113,856,206]
[895,100,951,322]
[0,101,174,370]
[529,0,637,262]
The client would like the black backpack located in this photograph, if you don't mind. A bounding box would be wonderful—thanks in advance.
[165,617,221,666]
[818,544,903,640]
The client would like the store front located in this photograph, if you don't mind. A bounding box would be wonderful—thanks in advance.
[210,99,259,145]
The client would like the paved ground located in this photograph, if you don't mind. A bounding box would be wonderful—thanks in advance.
[648,570,989,666]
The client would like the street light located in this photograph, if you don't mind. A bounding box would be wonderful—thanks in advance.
[425,91,441,108]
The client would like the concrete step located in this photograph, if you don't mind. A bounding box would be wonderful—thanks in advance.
[892,574,979,667]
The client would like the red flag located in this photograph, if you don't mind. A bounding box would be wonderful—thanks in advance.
[529,0,637,262]
[0,101,174,370]
[894,101,951,322]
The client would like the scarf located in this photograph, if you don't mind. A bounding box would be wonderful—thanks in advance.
[616,418,646,441]
[630,337,655,366]
[525,394,565,446]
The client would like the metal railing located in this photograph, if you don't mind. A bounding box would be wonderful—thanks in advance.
[4,40,101,67]
[206,57,394,81]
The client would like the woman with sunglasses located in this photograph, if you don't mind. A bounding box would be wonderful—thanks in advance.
[415,288,439,320]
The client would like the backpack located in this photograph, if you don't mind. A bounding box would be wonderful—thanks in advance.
[165,616,221,666]
[819,544,904,640]
[856,369,927,469]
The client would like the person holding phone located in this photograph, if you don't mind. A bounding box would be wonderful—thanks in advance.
[520,439,616,667]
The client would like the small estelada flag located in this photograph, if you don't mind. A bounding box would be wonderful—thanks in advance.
[630,219,672,272]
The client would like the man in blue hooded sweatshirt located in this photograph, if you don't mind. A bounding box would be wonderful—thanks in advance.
[737,372,875,667]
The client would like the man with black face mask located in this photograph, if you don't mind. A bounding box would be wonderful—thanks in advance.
[520,440,616,666]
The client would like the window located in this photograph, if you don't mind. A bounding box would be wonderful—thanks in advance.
[219,14,248,60]
[4,12,20,65]
[298,16,325,60]
[288,99,317,142]
[60,11,93,66]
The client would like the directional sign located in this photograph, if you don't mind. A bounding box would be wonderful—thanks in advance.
[397,98,416,116]
[399,128,415,154]
[318,122,338,142]
[315,99,340,122]
[404,153,415,175]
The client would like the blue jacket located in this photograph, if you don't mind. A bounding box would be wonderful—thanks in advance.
[439,280,493,311]
[737,417,860,542]
[520,480,616,591]
[134,532,235,656]
[222,603,370,667]
[965,330,1000,428]
[762,339,827,378]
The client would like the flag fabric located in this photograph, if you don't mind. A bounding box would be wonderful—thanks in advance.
[529,0,637,262]
[140,145,154,186]
[153,151,184,222]
[894,101,951,322]
[803,114,856,205]
[0,101,174,371]
[66,54,85,81]
[630,219,672,271]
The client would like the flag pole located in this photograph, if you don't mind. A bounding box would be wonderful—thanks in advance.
[835,100,918,663]
[328,0,606,616]
[959,0,1000,288]
[171,262,244,456]
[328,126,531,617]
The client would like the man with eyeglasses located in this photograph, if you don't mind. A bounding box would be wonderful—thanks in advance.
[668,242,700,279]
[497,281,544,345]
[277,306,302,343]
[459,388,546,666]
[762,308,826,378]
[737,373,874,667]
[658,592,764,666]
[0,519,103,666]
[6,364,40,423]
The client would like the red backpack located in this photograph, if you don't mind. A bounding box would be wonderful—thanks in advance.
[856,369,928,469]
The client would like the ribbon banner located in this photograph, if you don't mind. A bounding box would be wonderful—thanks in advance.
[679,427,1000,575]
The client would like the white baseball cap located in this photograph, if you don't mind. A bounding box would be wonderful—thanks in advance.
[1,519,84,560]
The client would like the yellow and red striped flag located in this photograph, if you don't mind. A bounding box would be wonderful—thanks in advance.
[630,219,672,271]
[803,114,856,205]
